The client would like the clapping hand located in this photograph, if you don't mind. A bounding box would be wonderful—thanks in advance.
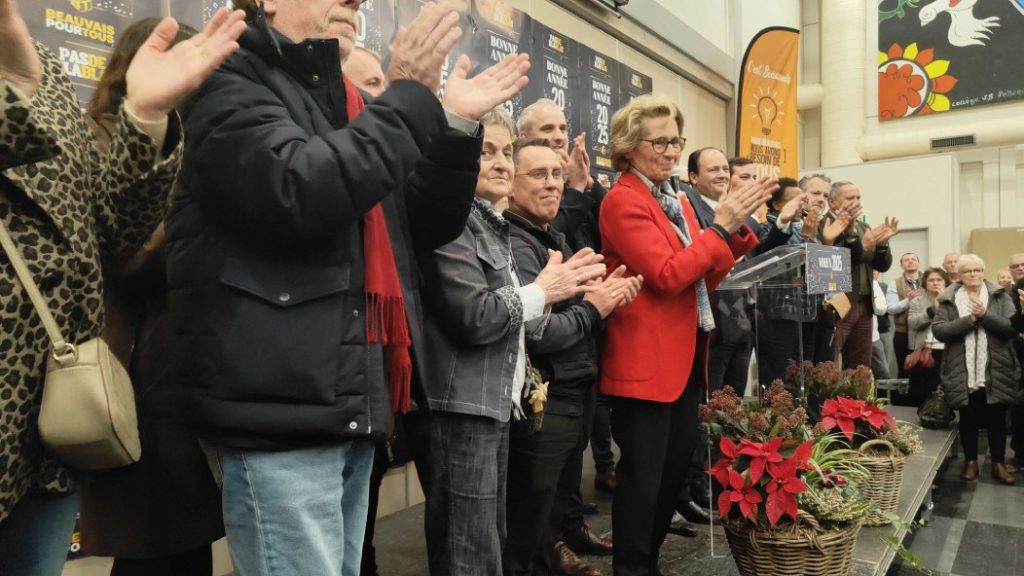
[387,2,462,93]
[442,53,530,120]
[566,133,592,191]
[713,176,777,233]
[125,8,246,121]
[534,248,606,305]
[968,297,986,322]
[778,192,808,225]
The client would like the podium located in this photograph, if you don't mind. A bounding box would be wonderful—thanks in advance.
[717,244,852,398]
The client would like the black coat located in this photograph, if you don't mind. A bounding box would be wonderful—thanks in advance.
[506,211,601,416]
[167,17,479,449]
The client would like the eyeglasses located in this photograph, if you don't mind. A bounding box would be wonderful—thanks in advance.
[960,268,984,275]
[515,168,563,182]
[640,137,686,154]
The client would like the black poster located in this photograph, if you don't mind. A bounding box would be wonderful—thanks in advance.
[578,45,619,173]
[355,0,396,60]
[878,0,1024,119]
[465,0,529,118]
[170,0,230,30]
[395,0,473,96]
[618,64,652,105]
[25,0,163,106]
[520,19,581,138]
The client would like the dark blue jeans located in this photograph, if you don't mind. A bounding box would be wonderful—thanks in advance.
[0,489,79,576]
[425,412,509,576]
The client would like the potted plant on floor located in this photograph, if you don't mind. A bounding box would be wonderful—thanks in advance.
[700,382,870,576]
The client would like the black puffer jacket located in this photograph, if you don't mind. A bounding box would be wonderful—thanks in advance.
[506,211,601,416]
[167,16,479,449]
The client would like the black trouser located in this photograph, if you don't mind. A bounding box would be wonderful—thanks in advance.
[504,414,582,575]
[1012,402,1024,458]
[756,316,816,393]
[905,350,943,408]
[558,390,595,539]
[361,410,433,576]
[708,336,752,393]
[610,375,702,576]
[959,388,1008,462]
[110,546,212,576]
[893,331,910,379]
[590,392,615,473]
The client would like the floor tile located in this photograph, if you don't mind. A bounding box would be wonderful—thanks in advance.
[965,482,1024,529]
[950,521,1024,575]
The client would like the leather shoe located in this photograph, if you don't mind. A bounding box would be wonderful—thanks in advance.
[961,460,979,481]
[993,462,1016,485]
[564,524,613,556]
[581,501,599,515]
[594,466,616,494]
[1006,457,1018,473]
[667,511,697,538]
[677,499,711,525]
[550,541,602,576]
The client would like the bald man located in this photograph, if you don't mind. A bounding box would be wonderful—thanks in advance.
[342,46,386,98]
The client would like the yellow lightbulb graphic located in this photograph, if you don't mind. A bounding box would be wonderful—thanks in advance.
[757,96,778,136]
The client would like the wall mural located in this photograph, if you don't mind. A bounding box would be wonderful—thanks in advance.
[878,0,1024,120]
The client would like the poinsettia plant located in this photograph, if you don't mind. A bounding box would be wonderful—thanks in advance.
[819,396,896,442]
[702,381,871,529]
[711,436,813,526]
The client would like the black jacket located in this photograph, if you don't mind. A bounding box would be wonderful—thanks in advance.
[506,211,601,416]
[551,181,606,252]
[167,17,479,449]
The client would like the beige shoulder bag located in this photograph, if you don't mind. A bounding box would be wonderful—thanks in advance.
[0,219,141,470]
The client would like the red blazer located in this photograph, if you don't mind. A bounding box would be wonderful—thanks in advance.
[598,172,758,402]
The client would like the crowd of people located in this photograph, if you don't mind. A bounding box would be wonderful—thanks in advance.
[1,1,1023,576]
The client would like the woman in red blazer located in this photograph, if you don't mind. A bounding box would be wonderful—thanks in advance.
[598,95,774,575]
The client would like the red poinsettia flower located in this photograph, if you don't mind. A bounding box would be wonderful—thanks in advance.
[820,397,895,441]
[718,470,763,522]
[765,454,808,526]
[709,437,740,487]
[738,437,784,484]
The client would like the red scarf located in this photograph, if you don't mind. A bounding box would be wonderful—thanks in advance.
[344,78,412,413]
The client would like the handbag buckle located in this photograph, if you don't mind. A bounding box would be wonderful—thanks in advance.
[51,343,78,366]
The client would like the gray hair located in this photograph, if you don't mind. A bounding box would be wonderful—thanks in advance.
[480,107,516,139]
[516,98,561,134]
[829,180,855,200]
[956,253,985,272]
[798,173,831,192]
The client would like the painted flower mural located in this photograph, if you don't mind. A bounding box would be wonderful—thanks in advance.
[878,42,958,120]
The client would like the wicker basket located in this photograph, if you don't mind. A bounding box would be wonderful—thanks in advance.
[723,510,862,576]
[852,439,906,525]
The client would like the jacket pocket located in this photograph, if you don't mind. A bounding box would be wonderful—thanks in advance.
[213,257,352,405]
[475,235,510,271]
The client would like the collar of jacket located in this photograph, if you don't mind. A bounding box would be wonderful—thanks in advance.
[503,210,566,249]
[937,280,1004,304]
[472,197,508,234]
[240,8,345,96]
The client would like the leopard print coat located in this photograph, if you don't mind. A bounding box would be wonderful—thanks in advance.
[0,44,181,523]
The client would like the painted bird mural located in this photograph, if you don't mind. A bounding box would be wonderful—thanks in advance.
[919,0,1001,47]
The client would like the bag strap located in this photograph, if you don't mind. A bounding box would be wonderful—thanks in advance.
[0,217,76,365]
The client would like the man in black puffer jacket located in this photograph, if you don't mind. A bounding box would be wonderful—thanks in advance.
[502,138,641,576]
[166,2,529,574]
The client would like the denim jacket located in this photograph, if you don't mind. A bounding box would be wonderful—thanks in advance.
[418,199,532,421]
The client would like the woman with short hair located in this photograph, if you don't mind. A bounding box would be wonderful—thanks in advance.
[932,254,1021,484]
[597,94,773,575]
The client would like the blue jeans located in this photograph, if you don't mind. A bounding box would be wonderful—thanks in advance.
[425,412,509,576]
[219,441,374,576]
[0,490,79,576]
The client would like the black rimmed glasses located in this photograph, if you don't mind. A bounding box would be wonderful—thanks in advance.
[639,137,686,154]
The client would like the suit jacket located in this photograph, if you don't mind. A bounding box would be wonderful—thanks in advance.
[598,172,758,402]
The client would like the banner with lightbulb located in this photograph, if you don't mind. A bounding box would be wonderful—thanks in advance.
[735,27,800,180]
